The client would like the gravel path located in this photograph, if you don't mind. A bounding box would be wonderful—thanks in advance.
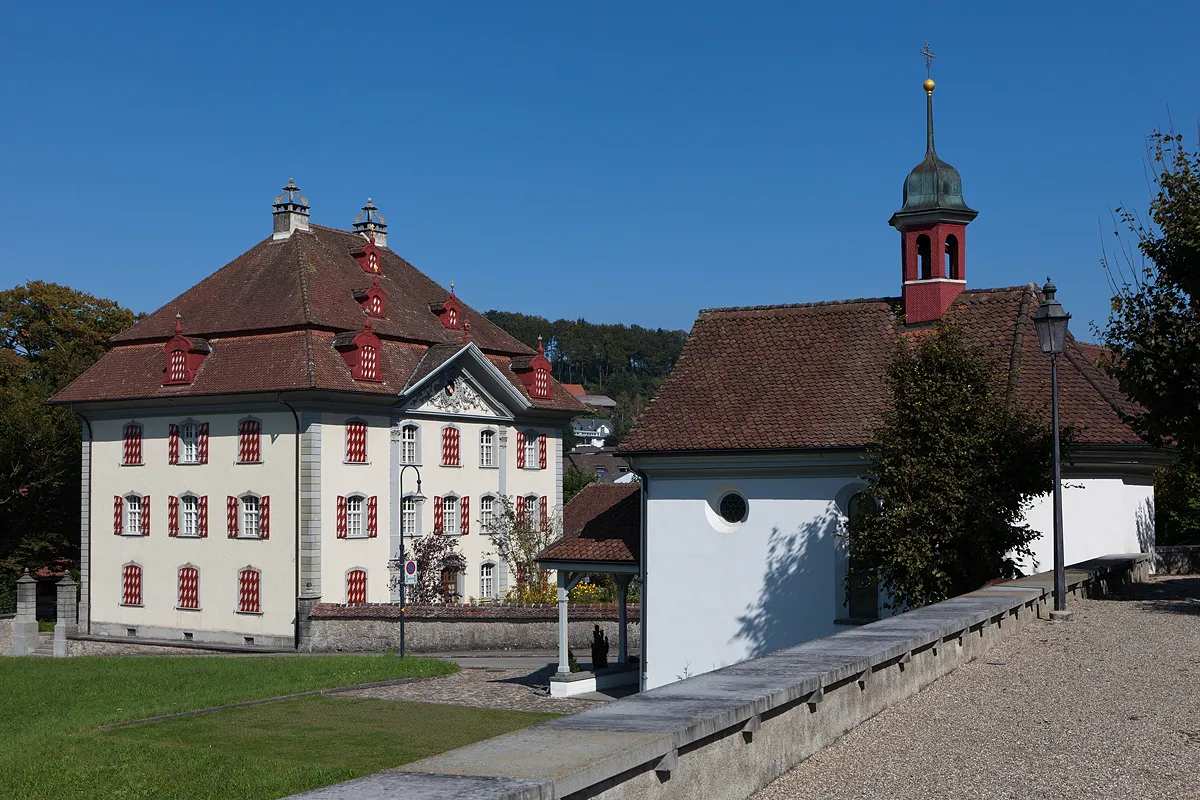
[342,663,604,715]
[753,575,1200,800]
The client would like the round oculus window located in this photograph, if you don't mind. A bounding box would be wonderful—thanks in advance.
[718,492,748,524]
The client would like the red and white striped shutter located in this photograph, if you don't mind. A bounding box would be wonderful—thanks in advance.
[461,496,470,536]
[143,495,151,536]
[260,496,270,539]
[227,496,238,537]
[114,496,123,535]
[346,422,367,463]
[540,496,548,531]
[433,496,444,534]
[198,496,208,537]
[451,427,460,465]
[337,495,348,538]
[239,570,261,613]
[178,567,199,609]
[516,432,526,469]
[367,496,378,538]
[168,496,179,537]
[123,565,141,605]
[516,495,526,528]
[441,428,450,465]
[124,425,142,465]
[198,423,209,463]
[168,424,180,464]
[347,569,367,605]
[539,435,547,469]
[240,419,261,462]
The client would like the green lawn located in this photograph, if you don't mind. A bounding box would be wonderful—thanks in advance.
[0,655,558,799]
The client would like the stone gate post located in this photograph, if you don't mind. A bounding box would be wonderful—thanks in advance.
[54,574,78,657]
[12,570,38,656]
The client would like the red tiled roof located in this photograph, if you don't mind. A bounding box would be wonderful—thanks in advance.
[51,224,585,412]
[562,384,586,396]
[538,482,641,564]
[620,285,1144,454]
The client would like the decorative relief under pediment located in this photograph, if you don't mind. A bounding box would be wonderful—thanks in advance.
[410,374,500,417]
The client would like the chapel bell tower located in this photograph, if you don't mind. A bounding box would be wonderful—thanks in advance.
[888,46,978,325]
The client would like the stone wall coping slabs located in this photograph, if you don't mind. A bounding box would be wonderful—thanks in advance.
[290,772,553,800]
[290,554,1149,800]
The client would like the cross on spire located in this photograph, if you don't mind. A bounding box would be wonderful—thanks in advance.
[920,41,936,78]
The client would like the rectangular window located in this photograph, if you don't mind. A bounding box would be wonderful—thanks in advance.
[126,496,142,535]
[347,496,364,538]
[346,421,368,463]
[480,496,495,533]
[402,497,417,537]
[181,496,199,537]
[401,425,418,464]
[238,570,261,613]
[241,496,260,538]
[479,431,495,467]
[239,419,261,463]
[181,422,200,463]
[480,564,494,599]
[123,424,142,465]
[122,564,142,606]
[442,496,459,535]
[523,433,537,469]
[178,567,199,609]
[442,427,460,466]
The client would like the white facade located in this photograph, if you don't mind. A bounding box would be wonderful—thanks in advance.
[632,449,1163,690]
[80,348,565,648]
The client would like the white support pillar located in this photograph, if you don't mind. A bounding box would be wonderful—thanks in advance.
[557,571,570,675]
[617,574,630,664]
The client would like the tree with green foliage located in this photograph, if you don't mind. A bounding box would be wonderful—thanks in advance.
[846,322,1061,610]
[563,464,597,504]
[0,281,140,581]
[1154,458,1200,546]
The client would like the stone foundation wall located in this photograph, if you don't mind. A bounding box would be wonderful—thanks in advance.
[0,615,12,656]
[66,638,231,657]
[1154,546,1200,575]
[303,618,640,653]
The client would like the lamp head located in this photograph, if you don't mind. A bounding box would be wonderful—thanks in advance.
[1032,276,1071,354]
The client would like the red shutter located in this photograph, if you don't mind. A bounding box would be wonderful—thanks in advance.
[516,431,526,469]
[337,495,348,539]
[168,424,180,464]
[367,496,378,538]
[168,496,179,537]
[198,496,208,537]
[516,495,526,528]
[114,496,123,535]
[260,496,270,539]
[123,564,142,606]
[124,425,142,465]
[346,422,367,463]
[452,427,460,465]
[178,567,199,609]
[442,427,460,466]
[461,496,470,536]
[433,496,444,534]
[227,496,238,538]
[198,422,209,464]
[239,419,261,462]
[239,570,261,613]
[540,496,549,531]
[539,435,547,469]
[143,495,151,536]
[347,569,367,605]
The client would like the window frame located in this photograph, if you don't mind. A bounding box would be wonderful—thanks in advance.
[479,494,496,534]
[179,493,200,538]
[442,494,460,536]
[441,424,461,467]
[400,424,420,465]
[177,564,200,611]
[121,422,144,467]
[237,416,263,465]
[346,567,368,605]
[479,429,497,468]
[401,494,420,539]
[121,562,143,607]
[480,562,496,600]
[239,492,262,539]
[522,430,538,470]
[236,567,263,615]
[124,492,145,536]
[180,419,201,465]
[345,493,367,539]
[344,418,369,464]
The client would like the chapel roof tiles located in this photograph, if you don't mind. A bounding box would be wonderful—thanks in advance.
[619,285,1143,454]
[538,482,641,564]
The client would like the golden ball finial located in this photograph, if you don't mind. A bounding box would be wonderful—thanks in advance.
[923,78,935,94]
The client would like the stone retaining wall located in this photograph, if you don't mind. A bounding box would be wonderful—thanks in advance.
[65,638,230,657]
[1154,545,1200,575]
[0,615,11,656]
[303,603,640,653]
[292,554,1150,800]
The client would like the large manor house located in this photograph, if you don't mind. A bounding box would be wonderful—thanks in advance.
[53,187,583,648]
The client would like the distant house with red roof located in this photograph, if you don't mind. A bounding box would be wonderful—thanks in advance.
[618,80,1167,690]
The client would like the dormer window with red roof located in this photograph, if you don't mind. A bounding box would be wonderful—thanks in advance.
[163,315,212,386]
[513,336,554,400]
[353,277,387,319]
[431,280,465,330]
[334,318,384,383]
[352,238,384,275]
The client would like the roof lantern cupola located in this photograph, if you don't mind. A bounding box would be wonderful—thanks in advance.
[272,178,310,240]
[888,42,979,325]
[353,198,388,249]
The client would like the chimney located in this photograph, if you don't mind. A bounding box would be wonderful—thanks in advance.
[353,198,387,249]
[272,179,310,240]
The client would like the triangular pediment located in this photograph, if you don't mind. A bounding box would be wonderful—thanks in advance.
[400,344,528,420]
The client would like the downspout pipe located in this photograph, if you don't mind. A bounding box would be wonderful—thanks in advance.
[278,395,302,649]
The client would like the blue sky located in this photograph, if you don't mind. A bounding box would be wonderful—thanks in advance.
[1,2,1196,337]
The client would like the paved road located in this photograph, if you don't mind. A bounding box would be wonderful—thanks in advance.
[753,575,1200,800]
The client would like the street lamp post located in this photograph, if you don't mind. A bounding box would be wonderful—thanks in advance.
[398,464,426,657]
[1032,277,1071,617]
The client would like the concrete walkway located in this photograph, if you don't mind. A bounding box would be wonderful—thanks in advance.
[753,575,1200,800]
